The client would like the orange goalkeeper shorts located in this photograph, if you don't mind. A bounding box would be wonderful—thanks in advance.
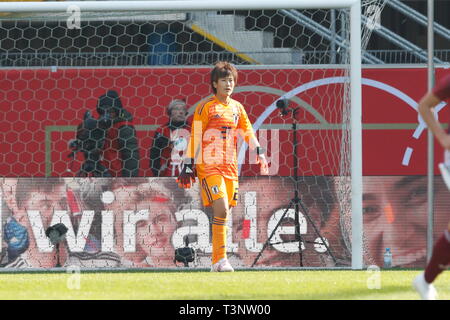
[199,175,239,207]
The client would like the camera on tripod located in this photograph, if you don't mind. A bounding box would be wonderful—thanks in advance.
[67,110,113,176]
[69,110,111,153]
[276,98,290,116]
[251,97,337,267]
[174,237,196,267]
[45,223,68,268]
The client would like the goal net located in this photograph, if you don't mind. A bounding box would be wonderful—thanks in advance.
[0,0,383,270]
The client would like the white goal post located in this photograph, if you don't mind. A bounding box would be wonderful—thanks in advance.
[0,0,363,270]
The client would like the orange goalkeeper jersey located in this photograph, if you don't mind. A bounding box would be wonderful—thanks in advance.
[186,95,256,180]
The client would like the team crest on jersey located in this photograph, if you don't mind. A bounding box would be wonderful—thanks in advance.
[211,185,220,194]
[233,113,239,125]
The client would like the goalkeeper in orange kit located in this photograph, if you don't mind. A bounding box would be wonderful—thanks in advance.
[177,61,269,272]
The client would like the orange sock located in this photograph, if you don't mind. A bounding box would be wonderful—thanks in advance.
[212,216,227,264]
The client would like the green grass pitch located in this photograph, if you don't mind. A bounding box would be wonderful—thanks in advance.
[0,270,448,300]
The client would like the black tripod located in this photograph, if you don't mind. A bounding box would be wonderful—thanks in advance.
[55,243,62,268]
[252,100,337,267]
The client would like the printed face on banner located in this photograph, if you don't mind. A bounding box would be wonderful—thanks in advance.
[232,177,338,267]
[104,178,180,267]
[1,178,69,268]
[359,176,449,268]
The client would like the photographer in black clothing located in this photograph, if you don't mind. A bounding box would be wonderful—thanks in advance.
[69,90,140,177]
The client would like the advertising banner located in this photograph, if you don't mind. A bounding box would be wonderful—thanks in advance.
[1,175,448,269]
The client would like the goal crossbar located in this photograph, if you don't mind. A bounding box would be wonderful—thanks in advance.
[0,1,359,12]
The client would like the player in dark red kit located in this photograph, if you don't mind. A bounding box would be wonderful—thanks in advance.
[414,73,450,300]
[149,99,191,177]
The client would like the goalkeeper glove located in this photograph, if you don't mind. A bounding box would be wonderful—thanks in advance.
[177,159,196,189]
[256,147,269,175]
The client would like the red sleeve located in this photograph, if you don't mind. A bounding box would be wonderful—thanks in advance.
[433,74,450,101]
